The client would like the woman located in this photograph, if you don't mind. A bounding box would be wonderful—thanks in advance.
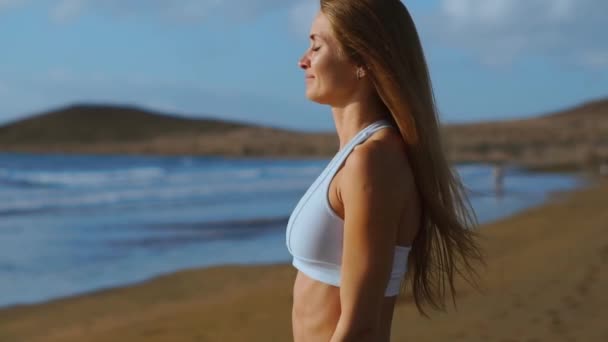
[285,1,484,341]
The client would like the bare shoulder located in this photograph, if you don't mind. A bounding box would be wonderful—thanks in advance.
[338,129,421,246]
[339,130,415,202]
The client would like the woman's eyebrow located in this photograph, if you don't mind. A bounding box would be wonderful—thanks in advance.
[309,33,324,41]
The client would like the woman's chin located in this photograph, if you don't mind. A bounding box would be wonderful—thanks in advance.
[305,90,317,101]
[305,90,326,104]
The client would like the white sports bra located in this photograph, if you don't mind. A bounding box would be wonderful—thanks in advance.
[285,119,411,297]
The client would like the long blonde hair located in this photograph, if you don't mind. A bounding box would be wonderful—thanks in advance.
[320,0,485,316]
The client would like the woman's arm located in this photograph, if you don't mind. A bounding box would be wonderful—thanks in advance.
[329,143,406,342]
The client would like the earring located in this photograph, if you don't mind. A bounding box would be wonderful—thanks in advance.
[356,68,365,80]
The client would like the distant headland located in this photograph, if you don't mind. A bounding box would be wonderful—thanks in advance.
[0,98,606,172]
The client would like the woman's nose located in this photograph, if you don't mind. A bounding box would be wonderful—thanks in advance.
[298,53,310,70]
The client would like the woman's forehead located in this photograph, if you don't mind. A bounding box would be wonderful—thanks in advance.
[309,12,332,38]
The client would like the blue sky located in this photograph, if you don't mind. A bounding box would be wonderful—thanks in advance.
[0,0,606,131]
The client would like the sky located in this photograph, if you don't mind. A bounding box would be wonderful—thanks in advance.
[0,0,606,131]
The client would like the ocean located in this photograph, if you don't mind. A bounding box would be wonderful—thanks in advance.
[0,152,583,308]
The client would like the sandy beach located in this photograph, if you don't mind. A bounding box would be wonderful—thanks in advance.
[0,179,607,342]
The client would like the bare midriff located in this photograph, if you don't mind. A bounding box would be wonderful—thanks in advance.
[291,271,397,342]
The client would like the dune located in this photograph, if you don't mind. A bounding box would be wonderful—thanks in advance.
[0,97,607,170]
[442,97,608,171]
[0,104,338,158]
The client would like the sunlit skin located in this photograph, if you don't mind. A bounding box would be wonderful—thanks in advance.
[292,12,422,342]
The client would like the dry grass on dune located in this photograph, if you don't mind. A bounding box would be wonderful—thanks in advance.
[0,104,339,158]
[1,181,607,342]
[0,127,339,158]
[442,98,608,170]
[1,98,607,171]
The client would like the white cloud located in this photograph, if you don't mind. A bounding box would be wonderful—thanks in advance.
[51,0,85,23]
[46,68,108,84]
[0,0,25,11]
[49,0,297,24]
[0,68,322,130]
[429,0,608,68]
[580,51,608,69]
[289,1,319,36]
[442,0,511,24]
[0,81,7,95]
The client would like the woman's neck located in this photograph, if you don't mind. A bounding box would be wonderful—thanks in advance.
[331,101,390,150]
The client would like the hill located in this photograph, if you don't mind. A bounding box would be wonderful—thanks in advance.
[543,97,608,120]
[0,104,338,157]
[442,97,608,170]
[0,104,251,145]
[0,98,606,170]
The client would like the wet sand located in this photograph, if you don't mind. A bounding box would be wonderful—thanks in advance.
[1,180,607,342]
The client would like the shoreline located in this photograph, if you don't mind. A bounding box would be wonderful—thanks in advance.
[1,150,598,178]
[1,97,606,174]
[0,167,584,311]
[0,148,601,174]
[1,179,606,341]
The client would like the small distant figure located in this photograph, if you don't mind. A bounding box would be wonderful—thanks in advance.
[493,163,505,197]
[600,161,608,177]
